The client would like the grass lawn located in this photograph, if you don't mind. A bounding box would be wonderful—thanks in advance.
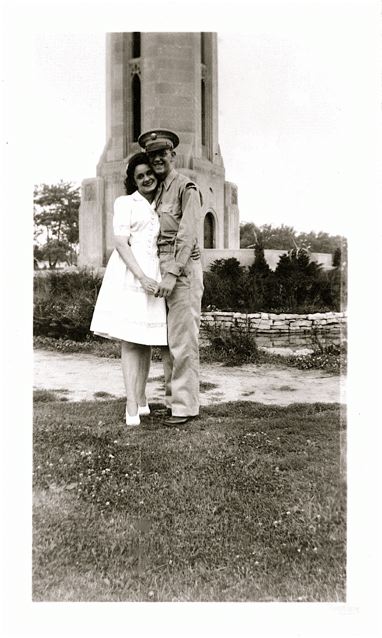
[33,397,346,602]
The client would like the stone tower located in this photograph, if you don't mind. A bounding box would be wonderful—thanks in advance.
[79,32,240,267]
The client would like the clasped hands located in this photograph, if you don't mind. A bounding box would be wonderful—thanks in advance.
[139,273,176,298]
[139,244,201,299]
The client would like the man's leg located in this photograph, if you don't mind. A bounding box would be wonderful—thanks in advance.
[165,259,204,416]
[161,344,173,411]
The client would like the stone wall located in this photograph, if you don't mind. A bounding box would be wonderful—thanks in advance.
[200,310,347,347]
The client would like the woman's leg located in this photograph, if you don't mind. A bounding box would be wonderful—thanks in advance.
[137,345,152,407]
[121,341,141,416]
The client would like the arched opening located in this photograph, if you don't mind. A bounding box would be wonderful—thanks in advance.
[201,79,206,147]
[132,32,141,58]
[201,32,206,64]
[203,211,216,248]
[132,74,141,142]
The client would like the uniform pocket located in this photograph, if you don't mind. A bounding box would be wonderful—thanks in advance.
[159,206,179,232]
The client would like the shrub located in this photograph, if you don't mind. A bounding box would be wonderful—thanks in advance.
[202,258,249,311]
[202,253,345,314]
[202,323,259,366]
[286,334,347,374]
[34,268,103,341]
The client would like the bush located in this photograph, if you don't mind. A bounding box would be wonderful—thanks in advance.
[34,268,103,340]
[285,335,347,374]
[202,258,249,311]
[202,323,260,366]
[202,252,345,313]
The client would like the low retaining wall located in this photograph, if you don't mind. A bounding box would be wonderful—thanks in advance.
[200,311,347,348]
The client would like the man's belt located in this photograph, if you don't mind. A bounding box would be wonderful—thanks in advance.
[158,245,175,255]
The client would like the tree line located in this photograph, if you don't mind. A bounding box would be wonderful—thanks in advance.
[240,222,347,255]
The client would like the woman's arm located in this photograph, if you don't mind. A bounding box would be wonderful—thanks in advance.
[115,236,158,295]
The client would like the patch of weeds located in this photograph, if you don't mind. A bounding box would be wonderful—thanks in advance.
[34,389,60,403]
[200,381,218,393]
[201,324,259,366]
[285,338,347,374]
[34,337,164,363]
[94,391,116,399]
[34,335,121,358]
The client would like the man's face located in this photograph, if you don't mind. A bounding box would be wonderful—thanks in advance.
[147,148,174,179]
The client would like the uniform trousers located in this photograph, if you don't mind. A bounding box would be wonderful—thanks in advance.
[159,253,204,416]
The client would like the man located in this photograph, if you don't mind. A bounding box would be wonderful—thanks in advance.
[138,129,204,426]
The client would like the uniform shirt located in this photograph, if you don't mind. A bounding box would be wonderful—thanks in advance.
[155,169,202,277]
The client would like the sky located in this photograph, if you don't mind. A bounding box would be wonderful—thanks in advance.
[28,1,379,237]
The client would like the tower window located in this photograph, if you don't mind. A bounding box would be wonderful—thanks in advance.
[201,32,206,64]
[132,74,141,141]
[201,79,206,146]
[132,32,141,58]
[203,211,215,248]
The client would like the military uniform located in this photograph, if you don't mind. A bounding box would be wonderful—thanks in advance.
[138,129,204,417]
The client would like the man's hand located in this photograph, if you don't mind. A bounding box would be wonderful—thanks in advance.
[155,273,177,298]
[190,245,201,260]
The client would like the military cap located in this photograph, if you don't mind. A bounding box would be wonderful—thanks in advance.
[138,129,179,153]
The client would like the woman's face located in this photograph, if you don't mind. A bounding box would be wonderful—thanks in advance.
[133,163,157,197]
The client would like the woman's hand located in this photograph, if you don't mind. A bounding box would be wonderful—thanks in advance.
[139,275,159,295]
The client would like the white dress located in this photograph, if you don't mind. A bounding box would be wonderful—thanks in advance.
[90,191,167,345]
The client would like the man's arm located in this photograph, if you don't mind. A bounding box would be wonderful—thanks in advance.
[155,184,201,298]
[167,184,201,276]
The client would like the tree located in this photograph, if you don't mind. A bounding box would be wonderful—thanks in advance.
[34,181,80,268]
[250,242,271,277]
[240,222,258,248]
[332,247,342,268]
[240,221,347,254]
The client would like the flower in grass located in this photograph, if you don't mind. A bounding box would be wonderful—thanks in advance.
[313,547,318,552]
[297,548,301,553]
[105,501,110,506]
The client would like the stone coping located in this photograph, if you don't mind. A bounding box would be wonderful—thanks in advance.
[200,310,347,334]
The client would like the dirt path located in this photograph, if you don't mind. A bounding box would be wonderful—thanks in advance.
[34,349,345,406]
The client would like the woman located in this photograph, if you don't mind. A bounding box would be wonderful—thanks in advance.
[90,152,167,426]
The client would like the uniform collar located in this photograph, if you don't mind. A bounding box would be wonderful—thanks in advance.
[162,168,177,191]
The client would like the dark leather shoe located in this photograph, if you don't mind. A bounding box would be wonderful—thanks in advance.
[163,415,196,426]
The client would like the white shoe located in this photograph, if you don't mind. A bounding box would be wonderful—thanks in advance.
[125,407,140,426]
[138,403,150,416]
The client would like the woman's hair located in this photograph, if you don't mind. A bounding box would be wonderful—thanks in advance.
[124,152,152,195]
